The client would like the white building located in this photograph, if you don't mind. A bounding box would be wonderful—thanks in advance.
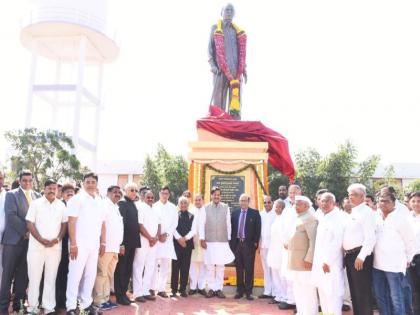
[372,163,420,189]
[96,160,143,195]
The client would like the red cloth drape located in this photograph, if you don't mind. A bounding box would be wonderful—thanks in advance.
[197,106,295,181]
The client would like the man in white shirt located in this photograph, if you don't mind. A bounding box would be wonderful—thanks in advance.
[312,192,345,315]
[152,186,178,297]
[188,194,207,296]
[259,195,277,299]
[373,192,415,315]
[66,173,107,315]
[25,179,67,315]
[133,190,160,302]
[343,183,376,315]
[93,185,124,310]
[199,186,234,299]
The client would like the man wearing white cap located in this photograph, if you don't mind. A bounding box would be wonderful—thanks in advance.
[312,192,345,315]
[286,195,318,315]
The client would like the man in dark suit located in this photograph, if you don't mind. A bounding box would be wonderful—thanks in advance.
[0,170,41,315]
[230,193,261,300]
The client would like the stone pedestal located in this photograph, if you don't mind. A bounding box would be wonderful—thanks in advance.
[188,129,269,286]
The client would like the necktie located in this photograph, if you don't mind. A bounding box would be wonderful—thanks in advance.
[238,210,246,239]
[24,190,32,205]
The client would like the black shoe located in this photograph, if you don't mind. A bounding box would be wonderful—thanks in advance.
[135,296,146,303]
[149,289,156,296]
[144,295,156,301]
[246,294,255,301]
[116,296,131,306]
[198,289,207,296]
[180,291,188,298]
[157,291,169,298]
[342,304,351,312]
[66,310,77,315]
[205,289,215,298]
[188,289,197,295]
[278,302,296,310]
[258,294,271,299]
[216,290,225,299]
[170,292,177,298]
[234,293,243,299]
[84,304,103,315]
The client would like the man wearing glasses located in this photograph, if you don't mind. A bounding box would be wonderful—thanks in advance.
[114,183,141,305]
[0,170,40,315]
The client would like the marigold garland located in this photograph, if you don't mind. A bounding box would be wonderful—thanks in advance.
[213,20,247,117]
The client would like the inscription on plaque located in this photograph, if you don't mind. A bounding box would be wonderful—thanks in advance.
[210,175,245,210]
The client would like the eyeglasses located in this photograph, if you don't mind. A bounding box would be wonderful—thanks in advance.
[263,201,272,204]
[130,189,138,193]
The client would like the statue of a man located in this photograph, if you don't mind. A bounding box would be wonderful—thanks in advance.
[208,4,247,118]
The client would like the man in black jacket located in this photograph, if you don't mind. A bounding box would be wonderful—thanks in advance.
[230,193,261,301]
[114,183,141,305]
[170,197,195,297]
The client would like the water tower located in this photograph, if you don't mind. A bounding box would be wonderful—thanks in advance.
[20,0,119,168]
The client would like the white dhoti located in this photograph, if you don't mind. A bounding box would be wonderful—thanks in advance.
[313,268,344,315]
[260,248,272,296]
[189,261,206,290]
[66,247,99,310]
[293,271,318,315]
[27,248,61,313]
[271,267,287,302]
[133,239,157,297]
[153,237,177,292]
[203,242,234,291]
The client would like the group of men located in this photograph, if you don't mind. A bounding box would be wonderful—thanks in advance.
[258,184,420,315]
[0,169,420,315]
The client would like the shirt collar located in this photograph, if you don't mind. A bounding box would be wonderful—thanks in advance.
[241,208,248,212]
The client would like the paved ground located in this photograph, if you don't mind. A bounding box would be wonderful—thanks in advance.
[104,289,355,315]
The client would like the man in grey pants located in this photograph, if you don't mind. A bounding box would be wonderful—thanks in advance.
[0,170,40,315]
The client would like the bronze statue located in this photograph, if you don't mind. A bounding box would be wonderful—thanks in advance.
[208,4,247,118]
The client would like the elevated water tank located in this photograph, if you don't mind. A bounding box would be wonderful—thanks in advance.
[20,0,119,64]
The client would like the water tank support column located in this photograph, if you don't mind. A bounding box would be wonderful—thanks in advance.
[51,60,62,129]
[72,35,87,155]
[25,52,37,128]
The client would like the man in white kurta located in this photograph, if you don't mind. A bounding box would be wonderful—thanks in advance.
[133,190,160,301]
[312,192,345,315]
[189,194,207,295]
[26,179,67,315]
[199,187,234,298]
[93,186,124,309]
[259,195,277,299]
[66,174,107,315]
[267,200,288,304]
[152,186,178,297]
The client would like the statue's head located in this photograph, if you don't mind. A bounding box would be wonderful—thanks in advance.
[221,3,235,22]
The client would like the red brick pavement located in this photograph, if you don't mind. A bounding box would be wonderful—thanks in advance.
[106,294,355,315]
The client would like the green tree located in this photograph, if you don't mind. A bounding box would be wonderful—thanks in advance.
[267,162,289,198]
[293,141,380,202]
[407,179,420,193]
[373,165,403,198]
[142,144,188,203]
[294,148,323,200]
[5,128,89,190]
